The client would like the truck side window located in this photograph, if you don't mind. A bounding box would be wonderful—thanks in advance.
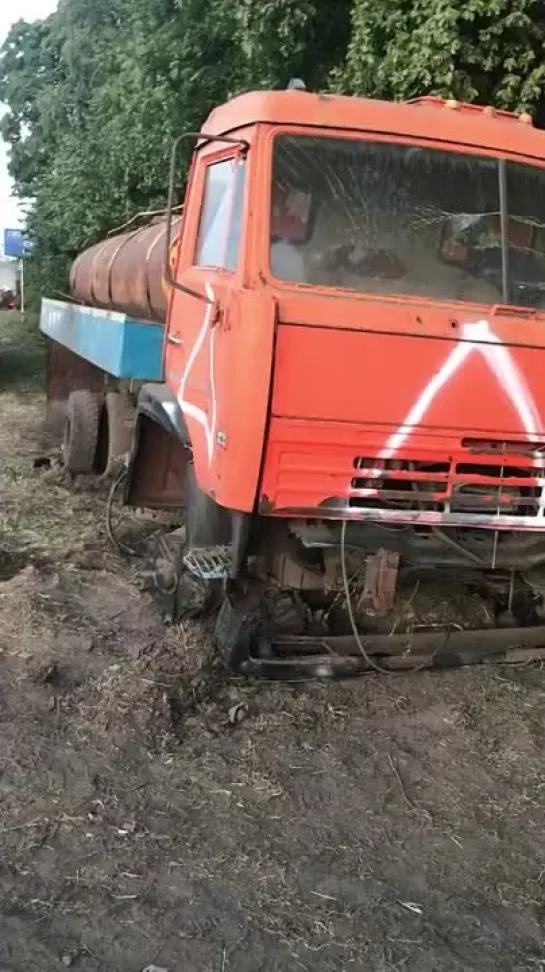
[195,158,246,270]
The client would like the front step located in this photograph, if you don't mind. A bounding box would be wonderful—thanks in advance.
[183,545,232,581]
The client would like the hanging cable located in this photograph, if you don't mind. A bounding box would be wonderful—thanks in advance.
[106,468,180,604]
[106,467,140,557]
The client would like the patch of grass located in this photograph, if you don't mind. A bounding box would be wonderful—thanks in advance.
[0,311,45,390]
[0,392,114,562]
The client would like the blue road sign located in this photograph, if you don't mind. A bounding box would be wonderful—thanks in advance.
[4,228,33,258]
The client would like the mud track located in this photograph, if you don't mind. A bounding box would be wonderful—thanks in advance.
[1,315,545,971]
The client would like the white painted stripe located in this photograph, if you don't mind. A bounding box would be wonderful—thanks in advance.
[176,282,218,465]
[381,338,473,459]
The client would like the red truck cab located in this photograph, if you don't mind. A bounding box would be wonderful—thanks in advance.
[162,91,545,533]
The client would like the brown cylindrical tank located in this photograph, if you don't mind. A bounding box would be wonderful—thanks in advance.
[70,215,182,323]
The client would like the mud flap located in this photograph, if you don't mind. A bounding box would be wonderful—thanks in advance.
[214,591,264,672]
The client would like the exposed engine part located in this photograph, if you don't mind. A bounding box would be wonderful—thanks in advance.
[210,519,545,677]
[290,520,545,571]
[265,591,308,634]
[266,547,342,591]
[361,549,399,612]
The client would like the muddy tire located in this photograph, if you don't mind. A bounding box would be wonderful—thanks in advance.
[103,391,136,478]
[63,390,101,474]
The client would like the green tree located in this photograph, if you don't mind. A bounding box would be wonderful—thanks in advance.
[0,0,350,305]
[233,0,351,91]
[336,0,545,113]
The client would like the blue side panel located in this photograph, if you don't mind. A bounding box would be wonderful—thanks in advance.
[119,318,164,379]
[40,298,163,381]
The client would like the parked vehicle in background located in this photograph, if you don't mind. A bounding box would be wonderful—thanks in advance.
[0,254,18,308]
[0,288,18,310]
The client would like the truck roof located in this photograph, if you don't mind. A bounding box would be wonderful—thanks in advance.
[203,90,545,163]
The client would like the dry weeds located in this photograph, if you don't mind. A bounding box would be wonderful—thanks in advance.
[1,318,545,970]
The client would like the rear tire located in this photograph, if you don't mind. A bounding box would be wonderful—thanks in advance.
[103,391,136,478]
[63,390,101,474]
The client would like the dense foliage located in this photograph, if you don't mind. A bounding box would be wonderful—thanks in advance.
[338,0,545,111]
[1,0,545,303]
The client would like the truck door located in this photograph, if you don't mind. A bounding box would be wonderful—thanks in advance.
[164,143,276,514]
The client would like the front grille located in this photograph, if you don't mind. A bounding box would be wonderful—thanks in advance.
[350,443,545,519]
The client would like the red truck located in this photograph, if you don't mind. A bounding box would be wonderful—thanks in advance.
[47,88,545,677]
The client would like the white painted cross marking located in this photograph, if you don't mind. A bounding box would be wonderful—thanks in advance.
[381,319,542,463]
[174,282,218,465]
[359,320,545,514]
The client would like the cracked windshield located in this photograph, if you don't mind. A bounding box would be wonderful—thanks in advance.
[270,135,545,307]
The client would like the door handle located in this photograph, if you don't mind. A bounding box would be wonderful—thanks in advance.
[167,334,183,346]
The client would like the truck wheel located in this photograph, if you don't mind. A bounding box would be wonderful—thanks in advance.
[102,391,136,478]
[62,390,101,474]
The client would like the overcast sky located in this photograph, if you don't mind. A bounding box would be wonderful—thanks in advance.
[0,0,59,243]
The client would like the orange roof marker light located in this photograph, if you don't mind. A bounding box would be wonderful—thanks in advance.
[406,95,534,125]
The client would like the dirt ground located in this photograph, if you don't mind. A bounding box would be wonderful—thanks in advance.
[1,314,545,972]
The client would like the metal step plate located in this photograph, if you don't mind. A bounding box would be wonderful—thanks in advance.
[183,546,232,581]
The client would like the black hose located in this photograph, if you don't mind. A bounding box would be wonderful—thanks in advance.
[106,467,139,557]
